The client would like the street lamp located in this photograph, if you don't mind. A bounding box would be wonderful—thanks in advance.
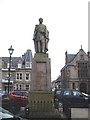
[8,45,14,93]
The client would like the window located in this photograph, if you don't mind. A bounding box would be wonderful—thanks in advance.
[78,62,88,78]
[73,91,81,96]
[18,63,22,68]
[30,62,32,69]
[25,73,30,80]
[13,92,22,96]
[26,84,29,90]
[25,62,32,68]
[23,91,28,97]
[7,63,9,68]
[16,73,19,79]
[20,73,22,79]
[64,90,71,96]
[80,54,84,60]
[56,90,61,95]
[16,73,22,80]
[16,84,18,90]
[72,83,75,89]
[19,84,22,90]
[25,63,30,68]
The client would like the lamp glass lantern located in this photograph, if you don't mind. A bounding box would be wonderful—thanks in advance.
[8,45,14,56]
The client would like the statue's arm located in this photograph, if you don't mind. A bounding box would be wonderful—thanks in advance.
[46,29,49,41]
[44,26,47,38]
[33,25,38,40]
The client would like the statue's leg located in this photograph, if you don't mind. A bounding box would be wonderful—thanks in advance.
[35,41,38,52]
[34,41,37,52]
[41,39,45,53]
[38,41,41,53]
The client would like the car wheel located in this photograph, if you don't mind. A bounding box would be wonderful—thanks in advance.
[58,102,64,113]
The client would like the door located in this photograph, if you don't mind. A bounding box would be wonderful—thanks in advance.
[71,90,86,107]
[80,83,87,93]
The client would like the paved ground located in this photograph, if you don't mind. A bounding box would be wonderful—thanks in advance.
[71,108,89,119]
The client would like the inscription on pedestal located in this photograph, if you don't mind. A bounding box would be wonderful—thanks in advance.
[36,62,47,89]
[31,53,51,91]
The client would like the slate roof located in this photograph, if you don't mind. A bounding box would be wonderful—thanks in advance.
[55,75,61,83]
[24,49,32,62]
[2,49,33,68]
[67,54,75,63]
[67,48,87,63]
[61,48,88,71]
[2,57,21,68]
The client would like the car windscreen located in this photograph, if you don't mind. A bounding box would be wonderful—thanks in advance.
[72,90,82,96]
[23,92,28,97]
[12,92,23,96]
[55,90,62,95]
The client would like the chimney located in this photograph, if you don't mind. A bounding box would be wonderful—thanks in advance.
[87,51,90,57]
[88,51,90,66]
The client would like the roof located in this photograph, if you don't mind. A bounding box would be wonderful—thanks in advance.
[61,48,88,71]
[67,54,75,63]
[67,48,87,63]
[25,49,32,62]
[2,57,21,68]
[2,49,33,68]
[55,75,61,83]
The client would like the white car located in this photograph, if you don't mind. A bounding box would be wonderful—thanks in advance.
[0,107,27,120]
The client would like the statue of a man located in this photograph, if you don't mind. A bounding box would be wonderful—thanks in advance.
[33,18,49,53]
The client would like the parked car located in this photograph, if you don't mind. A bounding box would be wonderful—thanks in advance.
[8,91,29,101]
[54,88,90,112]
[0,107,27,120]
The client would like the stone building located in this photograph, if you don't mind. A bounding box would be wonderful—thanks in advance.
[51,75,61,91]
[1,49,32,92]
[0,58,2,91]
[61,47,90,93]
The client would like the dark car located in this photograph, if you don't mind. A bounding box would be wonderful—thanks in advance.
[8,91,29,101]
[54,88,90,112]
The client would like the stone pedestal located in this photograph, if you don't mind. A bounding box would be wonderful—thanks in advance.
[27,53,62,119]
[31,53,51,91]
[27,91,63,119]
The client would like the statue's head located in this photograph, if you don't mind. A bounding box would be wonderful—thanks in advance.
[39,18,43,24]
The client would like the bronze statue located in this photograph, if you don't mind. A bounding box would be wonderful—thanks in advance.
[33,18,49,53]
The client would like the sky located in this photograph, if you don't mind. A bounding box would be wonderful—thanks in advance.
[0,0,89,81]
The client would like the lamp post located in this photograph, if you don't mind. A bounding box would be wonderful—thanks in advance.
[8,45,14,93]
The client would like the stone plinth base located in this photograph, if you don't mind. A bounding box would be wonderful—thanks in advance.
[25,91,63,119]
[28,91,54,113]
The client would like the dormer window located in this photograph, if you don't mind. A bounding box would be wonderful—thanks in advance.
[25,63,30,68]
[30,62,32,69]
[25,62,32,68]
[18,63,22,68]
[7,63,9,68]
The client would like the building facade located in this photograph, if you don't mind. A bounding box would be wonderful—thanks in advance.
[1,49,32,92]
[61,47,90,93]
